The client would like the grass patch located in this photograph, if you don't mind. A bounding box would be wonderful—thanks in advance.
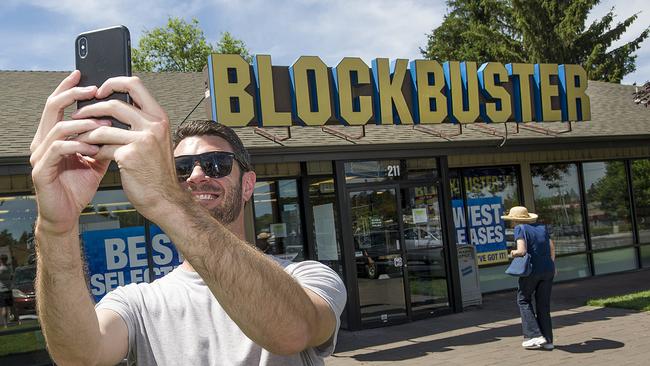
[587,290,650,311]
[0,321,46,357]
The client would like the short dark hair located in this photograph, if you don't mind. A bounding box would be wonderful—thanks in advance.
[173,120,253,172]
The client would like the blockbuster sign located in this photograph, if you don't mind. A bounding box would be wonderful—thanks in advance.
[206,54,591,127]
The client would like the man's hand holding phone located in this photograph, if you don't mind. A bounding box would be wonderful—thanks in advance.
[30,70,112,235]
[72,76,179,221]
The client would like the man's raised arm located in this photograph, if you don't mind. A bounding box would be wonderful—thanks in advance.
[31,71,128,366]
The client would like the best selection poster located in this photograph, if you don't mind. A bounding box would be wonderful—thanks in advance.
[82,225,182,302]
[451,196,508,265]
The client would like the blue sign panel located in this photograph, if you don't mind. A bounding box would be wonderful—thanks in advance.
[452,196,508,264]
[82,225,182,302]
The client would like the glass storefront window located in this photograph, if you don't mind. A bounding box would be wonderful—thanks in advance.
[80,190,180,302]
[583,161,634,249]
[0,195,43,361]
[253,180,305,261]
[401,185,449,311]
[641,245,650,268]
[349,188,406,323]
[307,161,333,175]
[593,248,637,275]
[0,195,38,338]
[554,254,590,281]
[406,158,438,181]
[463,167,520,209]
[631,159,650,244]
[308,177,343,275]
[449,167,521,293]
[531,163,586,254]
[477,264,518,293]
[81,190,144,231]
[0,190,161,363]
[450,167,520,266]
[344,160,401,184]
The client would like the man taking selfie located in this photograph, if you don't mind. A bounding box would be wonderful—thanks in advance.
[29,70,346,365]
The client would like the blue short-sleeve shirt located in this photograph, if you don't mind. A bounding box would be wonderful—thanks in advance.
[514,224,555,274]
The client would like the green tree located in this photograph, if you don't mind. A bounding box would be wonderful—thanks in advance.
[589,162,630,220]
[422,0,649,82]
[422,0,525,63]
[133,17,252,72]
[216,32,253,63]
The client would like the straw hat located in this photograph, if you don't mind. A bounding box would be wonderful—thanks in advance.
[501,206,538,223]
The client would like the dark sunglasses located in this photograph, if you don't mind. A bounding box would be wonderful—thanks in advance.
[174,151,239,182]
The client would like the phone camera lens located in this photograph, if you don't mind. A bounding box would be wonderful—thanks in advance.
[78,37,88,58]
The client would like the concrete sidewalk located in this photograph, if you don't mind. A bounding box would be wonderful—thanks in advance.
[327,269,650,366]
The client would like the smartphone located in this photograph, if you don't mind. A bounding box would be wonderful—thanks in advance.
[75,25,132,129]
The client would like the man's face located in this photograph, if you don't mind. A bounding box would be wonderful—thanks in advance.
[174,135,252,224]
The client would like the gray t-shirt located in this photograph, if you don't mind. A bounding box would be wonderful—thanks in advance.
[96,258,346,366]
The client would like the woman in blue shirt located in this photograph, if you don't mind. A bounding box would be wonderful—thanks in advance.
[503,206,556,350]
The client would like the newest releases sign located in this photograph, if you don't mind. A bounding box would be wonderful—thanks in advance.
[82,226,183,302]
[206,54,591,127]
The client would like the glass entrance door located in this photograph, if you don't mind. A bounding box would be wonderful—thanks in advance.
[401,185,450,314]
[349,188,407,324]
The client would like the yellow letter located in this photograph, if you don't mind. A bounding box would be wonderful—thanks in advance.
[372,58,414,125]
[559,64,591,121]
[289,56,332,126]
[534,63,562,121]
[506,63,535,122]
[478,62,512,123]
[253,55,292,126]
[333,58,373,125]
[208,54,255,127]
[409,60,447,124]
[443,61,479,123]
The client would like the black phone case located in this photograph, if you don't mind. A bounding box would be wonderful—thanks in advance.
[75,26,132,129]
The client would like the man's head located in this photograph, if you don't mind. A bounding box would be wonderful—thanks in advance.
[0,254,7,264]
[173,120,256,225]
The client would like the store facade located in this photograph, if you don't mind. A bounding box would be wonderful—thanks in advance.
[1,61,649,361]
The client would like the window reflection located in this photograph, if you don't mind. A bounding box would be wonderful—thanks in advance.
[308,177,343,276]
[531,164,586,254]
[583,161,634,249]
[81,190,144,230]
[402,185,449,311]
[349,188,406,323]
[253,180,305,261]
[0,195,41,358]
[449,167,519,267]
[406,158,438,180]
[344,160,401,184]
[631,159,650,244]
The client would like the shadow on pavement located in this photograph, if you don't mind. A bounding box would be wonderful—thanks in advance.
[341,306,635,362]
[335,268,650,358]
[555,337,625,353]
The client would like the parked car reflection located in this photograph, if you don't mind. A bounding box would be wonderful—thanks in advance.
[355,228,447,279]
[12,265,36,319]
[404,227,446,277]
[354,231,401,279]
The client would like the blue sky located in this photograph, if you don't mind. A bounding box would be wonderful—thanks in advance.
[1,0,648,84]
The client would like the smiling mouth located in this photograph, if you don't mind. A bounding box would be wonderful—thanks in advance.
[193,193,220,201]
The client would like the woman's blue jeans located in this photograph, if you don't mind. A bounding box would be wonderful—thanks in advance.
[517,272,554,342]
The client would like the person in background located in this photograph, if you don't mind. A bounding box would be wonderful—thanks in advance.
[502,206,556,350]
[0,254,12,328]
